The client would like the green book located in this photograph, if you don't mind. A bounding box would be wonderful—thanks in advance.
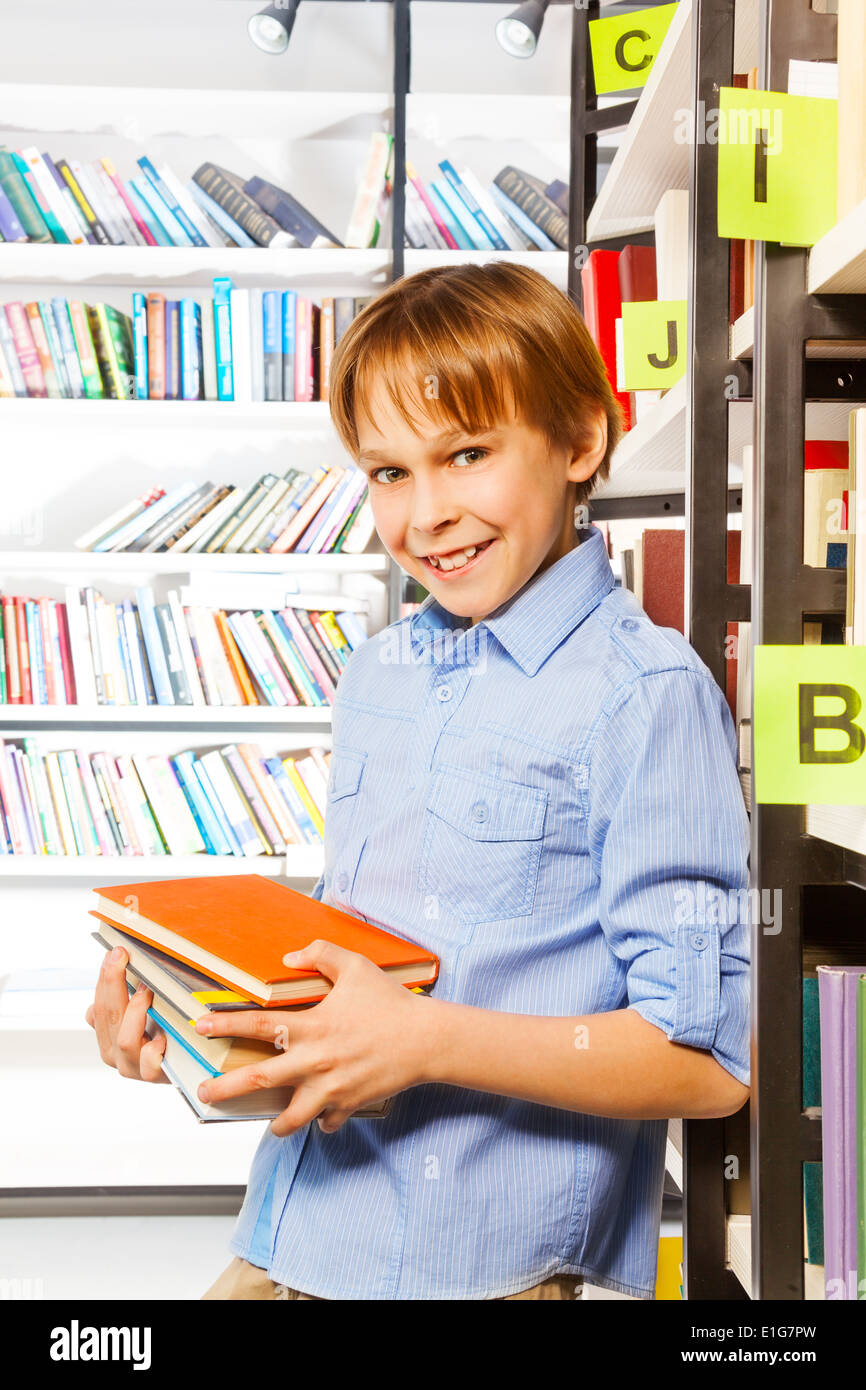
[0,147,51,242]
[858,975,866,1299]
[86,303,135,400]
[803,975,824,1267]
[10,152,67,243]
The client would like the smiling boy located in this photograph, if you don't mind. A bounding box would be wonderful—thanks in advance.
[89,262,750,1301]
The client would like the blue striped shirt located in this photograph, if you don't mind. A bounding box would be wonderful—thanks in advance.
[229,523,750,1299]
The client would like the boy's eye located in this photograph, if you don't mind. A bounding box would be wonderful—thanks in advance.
[452,447,489,467]
[370,466,407,485]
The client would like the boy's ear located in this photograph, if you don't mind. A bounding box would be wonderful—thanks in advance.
[567,405,608,483]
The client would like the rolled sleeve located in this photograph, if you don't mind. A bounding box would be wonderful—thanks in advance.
[586,666,751,1086]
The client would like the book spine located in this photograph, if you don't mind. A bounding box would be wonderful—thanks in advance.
[67,302,103,399]
[213,277,234,401]
[281,290,296,402]
[493,165,568,248]
[137,156,204,246]
[229,288,251,404]
[85,304,122,400]
[164,300,180,401]
[54,159,110,244]
[439,159,507,249]
[19,148,84,243]
[149,161,216,247]
[191,756,244,854]
[248,288,264,403]
[154,603,192,704]
[180,299,203,401]
[38,300,71,397]
[145,294,166,400]
[134,587,174,705]
[100,157,156,245]
[24,302,59,396]
[70,159,123,244]
[262,290,282,402]
[0,305,29,396]
[11,150,68,242]
[0,176,26,241]
[192,164,289,248]
[41,154,94,243]
[242,174,341,247]
[187,181,256,247]
[0,150,51,241]
[51,298,85,399]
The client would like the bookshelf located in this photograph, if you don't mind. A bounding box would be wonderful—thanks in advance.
[0,0,584,1198]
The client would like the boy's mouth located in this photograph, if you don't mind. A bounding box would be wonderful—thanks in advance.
[419,538,496,578]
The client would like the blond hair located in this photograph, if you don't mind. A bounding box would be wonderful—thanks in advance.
[328,261,622,506]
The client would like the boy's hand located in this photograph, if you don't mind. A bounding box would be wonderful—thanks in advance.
[85,947,170,1084]
[192,940,439,1137]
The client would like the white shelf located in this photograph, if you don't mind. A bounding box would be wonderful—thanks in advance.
[0,82,391,140]
[0,850,322,877]
[0,705,333,726]
[0,243,393,289]
[809,195,866,294]
[599,376,751,499]
[587,0,759,242]
[0,549,387,575]
[0,398,333,429]
[406,92,572,143]
[403,249,568,291]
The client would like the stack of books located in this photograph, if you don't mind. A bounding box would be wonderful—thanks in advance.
[89,875,439,1120]
[75,467,375,557]
[0,739,331,858]
[0,587,365,708]
[0,147,342,251]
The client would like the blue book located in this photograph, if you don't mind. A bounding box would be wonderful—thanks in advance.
[431,177,493,250]
[38,301,71,396]
[12,152,67,243]
[213,277,234,401]
[188,182,256,248]
[131,174,191,248]
[50,298,85,398]
[273,612,327,703]
[438,160,507,250]
[333,610,368,651]
[169,755,219,855]
[134,587,174,705]
[126,180,172,246]
[180,298,203,401]
[487,183,558,251]
[225,614,280,705]
[146,1003,221,1076]
[114,602,136,704]
[263,757,319,844]
[191,758,243,856]
[25,600,47,704]
[428,183,473,249]
[262,290,281,402]
[0,179,26,242]
[280,290,296,402]
[136,157,205,247]
[294,471,357,554]
[131,291,148,400]
[164,300,180,401]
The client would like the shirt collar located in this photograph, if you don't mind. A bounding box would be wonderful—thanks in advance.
[409,524,615,676]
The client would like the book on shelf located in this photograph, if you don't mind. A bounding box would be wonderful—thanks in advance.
[397,158,567,252]
[817,963,866,1299]
[0,144,341,252]
[0,737,331,858]
[0,583,366,709]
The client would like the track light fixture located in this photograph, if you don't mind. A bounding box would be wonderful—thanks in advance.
[495,0,551,59]
[248,0,300,55]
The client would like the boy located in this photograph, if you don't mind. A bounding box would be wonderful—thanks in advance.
[88,263,750,1300]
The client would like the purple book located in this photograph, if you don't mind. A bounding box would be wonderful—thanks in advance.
[817,964,866,1299]
[0,180,26,242]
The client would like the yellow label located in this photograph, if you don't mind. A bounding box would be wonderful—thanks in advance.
[620,300,688,389]
[588,3,678,95]
[754,645,866,803]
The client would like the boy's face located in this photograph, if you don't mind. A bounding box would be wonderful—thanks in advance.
[355,377,607,624]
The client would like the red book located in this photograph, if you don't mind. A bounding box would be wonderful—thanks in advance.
[804,440,848,470]
[4,301,47,397]
[640,530,685,633]
[617,244,658,303]
[55,599,77,704]
[14,597,31,704]
[580,250,632,431]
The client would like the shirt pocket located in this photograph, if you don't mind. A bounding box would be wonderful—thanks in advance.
[323,747,368,899]
[419,764,548,928]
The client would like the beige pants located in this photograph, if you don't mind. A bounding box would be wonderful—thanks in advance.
[202,1254,582,1301]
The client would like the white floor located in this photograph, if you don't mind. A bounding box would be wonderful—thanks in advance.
[0,1215,239,1301]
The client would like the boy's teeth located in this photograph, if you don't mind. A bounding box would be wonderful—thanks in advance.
[429,544,479,571]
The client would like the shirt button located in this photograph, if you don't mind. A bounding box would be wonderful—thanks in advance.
[336,872,349,892]
[436,684,452,702]
[621,618,639,633]
[470,800,489,822]
[691,933,708,951]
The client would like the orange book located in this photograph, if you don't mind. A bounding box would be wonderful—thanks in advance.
[90,874,440,1006]
[145,293,166,400]
[214,609,258,704]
